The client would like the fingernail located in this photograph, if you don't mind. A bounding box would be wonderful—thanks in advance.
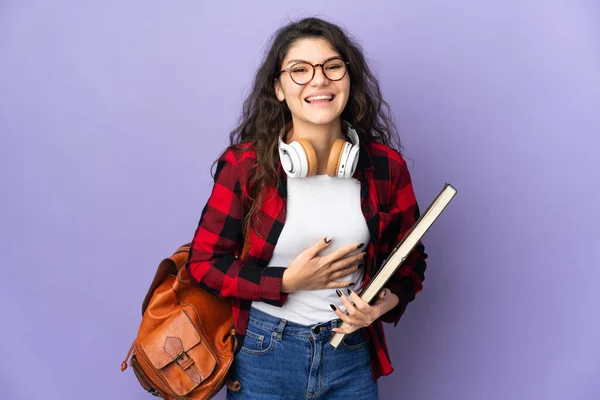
[336,289,342,297]
[356,243,364,249]
[330,304,337,311]
[347,289,352,296]
[362,253,367,259]
[324,236,332,243]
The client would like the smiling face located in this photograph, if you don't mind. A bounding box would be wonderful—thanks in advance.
[275,37,350,128]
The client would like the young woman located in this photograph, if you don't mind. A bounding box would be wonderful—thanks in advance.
[186,17,428,400]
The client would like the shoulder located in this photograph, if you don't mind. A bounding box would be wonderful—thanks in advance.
[218,141,257,166]
[367,142,405,163]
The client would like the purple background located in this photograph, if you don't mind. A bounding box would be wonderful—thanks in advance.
[1,1,599,399]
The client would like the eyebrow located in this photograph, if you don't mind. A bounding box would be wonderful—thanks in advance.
[285,55,342,66]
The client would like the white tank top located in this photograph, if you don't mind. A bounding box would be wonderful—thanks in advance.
[251,173,370,325]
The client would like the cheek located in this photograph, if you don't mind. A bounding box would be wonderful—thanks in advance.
[338,89,350,109]
[281,84,302,102]
[286,90,307,111]
[337,79,351,103]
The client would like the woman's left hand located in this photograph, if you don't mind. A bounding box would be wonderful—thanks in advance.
[330,288,399,334]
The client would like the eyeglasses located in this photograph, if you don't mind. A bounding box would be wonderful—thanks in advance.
[279,57,350,85]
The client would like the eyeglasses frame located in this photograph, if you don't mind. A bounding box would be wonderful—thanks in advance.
[279,57,350,85]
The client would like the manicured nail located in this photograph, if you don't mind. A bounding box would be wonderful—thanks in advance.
[356,243,364,249]
[330,304,337,311]
[336,289,342,297]
[362,253,367,259]
[347,289,352,296]
[324,236,332,244]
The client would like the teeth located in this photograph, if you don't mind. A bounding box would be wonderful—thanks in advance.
[306,95,333,101]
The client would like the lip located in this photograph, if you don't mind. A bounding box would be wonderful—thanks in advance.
[304,91,336,102]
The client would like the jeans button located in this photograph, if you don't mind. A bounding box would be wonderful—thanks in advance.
[313,326,320,334]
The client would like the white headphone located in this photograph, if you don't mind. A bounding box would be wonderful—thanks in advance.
[278,121,360,179]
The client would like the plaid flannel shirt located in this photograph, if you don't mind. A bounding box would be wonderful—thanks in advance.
[186,140,427,381]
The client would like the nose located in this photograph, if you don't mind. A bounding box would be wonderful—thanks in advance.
[310,64,329,86]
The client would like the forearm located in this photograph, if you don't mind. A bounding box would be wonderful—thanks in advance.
[187,253,289,305]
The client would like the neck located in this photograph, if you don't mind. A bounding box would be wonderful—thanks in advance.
[285,118,345,175]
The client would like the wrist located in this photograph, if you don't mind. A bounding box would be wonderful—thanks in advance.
[389,292,400,310]
[378,292,400,318]
[281,270,296,293]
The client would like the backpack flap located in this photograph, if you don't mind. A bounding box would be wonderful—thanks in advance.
[140,308,217,396]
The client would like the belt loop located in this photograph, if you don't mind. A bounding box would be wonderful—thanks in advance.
[275,319,286,341]
[330,319,341,331]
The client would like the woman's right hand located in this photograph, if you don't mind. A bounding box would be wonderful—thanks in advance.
[281,237,366,293]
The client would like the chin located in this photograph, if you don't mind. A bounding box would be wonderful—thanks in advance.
[303,110,344,126]
[306,116,338,126]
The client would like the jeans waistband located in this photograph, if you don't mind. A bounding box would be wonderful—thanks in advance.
[248,306,342,339]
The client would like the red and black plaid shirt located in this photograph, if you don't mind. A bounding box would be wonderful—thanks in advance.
[186,140,427,381]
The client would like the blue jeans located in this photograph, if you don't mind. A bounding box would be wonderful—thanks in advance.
[226,307,378,400]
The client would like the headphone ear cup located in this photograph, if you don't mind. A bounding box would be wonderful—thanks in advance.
[343,145,360,178]
[284,141,308,178]
[294,138,317,177]
[326,138,347,177]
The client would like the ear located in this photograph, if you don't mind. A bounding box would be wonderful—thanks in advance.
[274,79,285,102]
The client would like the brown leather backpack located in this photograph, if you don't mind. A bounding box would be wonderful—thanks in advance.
[121,240,249,399]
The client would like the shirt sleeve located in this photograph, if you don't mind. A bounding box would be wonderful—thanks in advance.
[378,155,428,326]
[185,147,288,307]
